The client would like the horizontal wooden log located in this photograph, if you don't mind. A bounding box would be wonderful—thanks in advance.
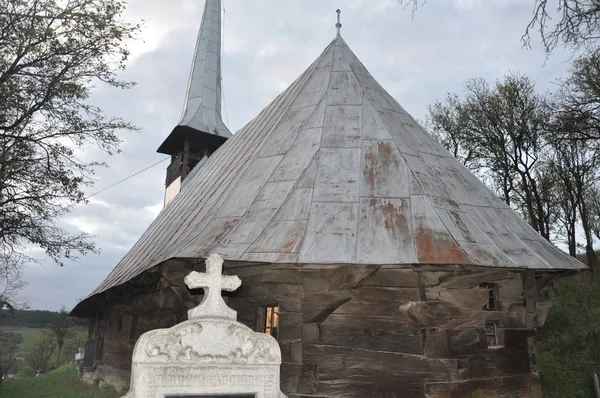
[362,268,419,288]
[425,373,541,398]
[301,265,381,293]
[334,286,420,316]
[400,300,483,329]
[302,292,352,323]
[261,267,304,284]
[458,347,531,379]
[316,365,425,398]
[302,344,457,377]
[318,314,422,354]
[425,287,488,311]
[425,328,487,358]
[437,269,514,289]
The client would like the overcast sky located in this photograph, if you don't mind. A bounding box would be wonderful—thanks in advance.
[20,0,574,311]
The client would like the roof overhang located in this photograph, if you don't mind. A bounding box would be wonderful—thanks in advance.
[157,125,229,155]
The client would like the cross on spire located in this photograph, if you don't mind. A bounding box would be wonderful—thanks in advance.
[184,253,241,320]
[336,9,342,37]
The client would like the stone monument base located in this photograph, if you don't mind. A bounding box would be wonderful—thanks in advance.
[122,254,286,398]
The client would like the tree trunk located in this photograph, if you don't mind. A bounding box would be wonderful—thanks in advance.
[580,200,598,273]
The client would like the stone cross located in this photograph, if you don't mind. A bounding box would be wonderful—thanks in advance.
[184,253,241,320]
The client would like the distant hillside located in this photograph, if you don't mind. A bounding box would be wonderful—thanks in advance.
[0,310,88,329]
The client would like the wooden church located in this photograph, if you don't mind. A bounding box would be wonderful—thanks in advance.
[71,2,586,397]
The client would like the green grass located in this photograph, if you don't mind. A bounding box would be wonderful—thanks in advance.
[538,271,600,398]
[0,326,44,349]
[1,364,120,398]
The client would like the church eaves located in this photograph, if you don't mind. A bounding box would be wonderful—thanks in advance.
[90,35,586,298]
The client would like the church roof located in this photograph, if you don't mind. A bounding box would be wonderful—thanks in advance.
[157,0,230,155]
[92,35,585,297]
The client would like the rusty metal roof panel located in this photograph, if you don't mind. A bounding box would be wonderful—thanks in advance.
[89,36,585,297]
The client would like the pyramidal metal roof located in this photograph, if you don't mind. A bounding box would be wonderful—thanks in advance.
[92,36,585,297]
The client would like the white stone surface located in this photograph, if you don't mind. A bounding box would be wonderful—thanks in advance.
[184,253,241,321]
[122,254,286,398]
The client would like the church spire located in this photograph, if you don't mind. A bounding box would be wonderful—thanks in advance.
[176,0,231,138]
[158,0,232,205]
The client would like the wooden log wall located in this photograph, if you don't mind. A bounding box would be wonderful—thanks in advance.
[88,261,557,398]
[225,263,553,398]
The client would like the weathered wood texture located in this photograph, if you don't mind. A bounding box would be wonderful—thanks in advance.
[86,263,553,397]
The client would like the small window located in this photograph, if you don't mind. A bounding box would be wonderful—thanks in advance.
[481,283,499,311]
[257,305,279,340]
[486,321,499,346]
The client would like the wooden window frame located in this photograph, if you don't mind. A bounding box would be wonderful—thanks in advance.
[480,283,500,311]
[257,305,279,341]
[485,321,501,347]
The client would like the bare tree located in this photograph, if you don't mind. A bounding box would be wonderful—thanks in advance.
[525,0,600,53]
[398,0,600,54]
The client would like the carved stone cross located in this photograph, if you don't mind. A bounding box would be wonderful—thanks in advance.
[184,253,241,320]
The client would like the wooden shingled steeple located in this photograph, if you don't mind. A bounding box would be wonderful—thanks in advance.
[84,33,585,300]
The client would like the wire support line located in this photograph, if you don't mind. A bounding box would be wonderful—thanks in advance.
[85,157,169,201]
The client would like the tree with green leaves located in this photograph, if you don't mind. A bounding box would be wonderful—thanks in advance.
[0,331,21,385]
[427,73,555,240]
[23,332,56,373]
[49,306,71,365]
[552,52,600,141]
[0,0,140,304]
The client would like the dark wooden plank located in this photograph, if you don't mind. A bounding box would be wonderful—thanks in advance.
[334,286,420,316]
[318,314,422,354]
[301,292,352,323]
[426,328,487,358]
[425,374,541,398]
[302,343,456,376]
[361,268,419,288]
[400,300,484,329]
[301,265,381,294]
[437,269,514,289]
[459,347,531,379]
[426,287,488,311]
[316,366,425,398]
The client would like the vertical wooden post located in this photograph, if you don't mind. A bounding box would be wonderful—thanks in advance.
[181,139,191,180]
[593,369,600,398]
